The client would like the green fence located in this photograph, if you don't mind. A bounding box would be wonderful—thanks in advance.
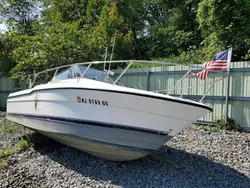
[116,61,250,128]
[0,76,19,110]
[1,61,250,128]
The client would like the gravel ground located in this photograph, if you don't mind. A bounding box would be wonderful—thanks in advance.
[0,111,250,188]
[0,112,32,150]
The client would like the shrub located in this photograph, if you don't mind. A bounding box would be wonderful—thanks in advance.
[215,117,240,131]
[195,117,240,132]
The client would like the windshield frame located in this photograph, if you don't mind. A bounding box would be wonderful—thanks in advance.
[48,64,124,86]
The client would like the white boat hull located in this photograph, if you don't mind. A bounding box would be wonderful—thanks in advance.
[7,115,172,161]
[7,82,212,161]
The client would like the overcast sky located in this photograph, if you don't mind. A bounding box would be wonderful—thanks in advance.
[0,23,7,33]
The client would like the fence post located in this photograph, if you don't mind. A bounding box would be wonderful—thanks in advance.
[225,47,232,124]
[225,75,230,123]
[147,70,150,91]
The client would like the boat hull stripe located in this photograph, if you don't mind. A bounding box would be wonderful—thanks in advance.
[7,113,170,136]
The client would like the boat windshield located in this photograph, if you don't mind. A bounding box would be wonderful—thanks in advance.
[52,65,124,86]
[79,66,124,86]
[54,65,81,80]
[79,66,107,82]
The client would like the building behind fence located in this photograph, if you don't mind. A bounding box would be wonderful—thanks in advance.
[0,61,250,128]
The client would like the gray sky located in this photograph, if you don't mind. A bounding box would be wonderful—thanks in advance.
[0,23,7,33]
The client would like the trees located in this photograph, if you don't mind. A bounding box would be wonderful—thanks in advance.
[0,0,39,78]
[1,0,250,83]
[197,0,250,61]
[0,33,15,76]
[0,0,39,35]
[142,0,203,61]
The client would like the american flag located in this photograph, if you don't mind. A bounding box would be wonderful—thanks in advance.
[190,49,230,80]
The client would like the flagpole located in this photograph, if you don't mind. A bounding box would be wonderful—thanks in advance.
[225,47,232,124]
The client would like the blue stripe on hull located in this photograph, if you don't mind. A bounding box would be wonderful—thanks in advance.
[7,113,170,136]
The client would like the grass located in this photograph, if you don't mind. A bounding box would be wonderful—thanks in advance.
[0,159,10,169]
[0,146,13,169]
[0,119,29,136]
[0,121,47,170]
[0,132,51,155]
[0,138,30,158]
[0,120,52,157]
[0,139,31,169]
[0,146,14,158]
[0,120,15,134]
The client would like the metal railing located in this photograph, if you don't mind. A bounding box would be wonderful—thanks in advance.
[29,60,229,103]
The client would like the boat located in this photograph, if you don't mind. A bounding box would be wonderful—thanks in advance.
[6,60,213,161]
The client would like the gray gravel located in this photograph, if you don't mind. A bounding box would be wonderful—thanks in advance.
[0,112,31,150]
[0,111,250,188]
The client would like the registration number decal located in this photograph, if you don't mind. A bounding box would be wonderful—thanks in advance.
[77,96,108,106]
